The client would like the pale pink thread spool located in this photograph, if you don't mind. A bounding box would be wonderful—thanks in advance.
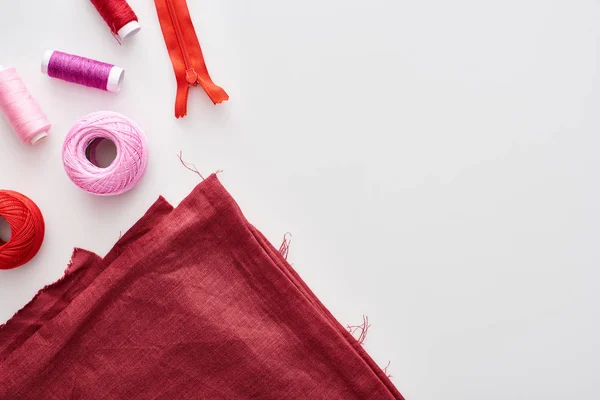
[0,66,51,145]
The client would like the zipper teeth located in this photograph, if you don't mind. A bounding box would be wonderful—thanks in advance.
[165,0,192,71]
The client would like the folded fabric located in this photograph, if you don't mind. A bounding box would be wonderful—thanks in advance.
[0,175,403,399]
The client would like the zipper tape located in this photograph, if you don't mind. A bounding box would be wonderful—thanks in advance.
[154,0,229,118]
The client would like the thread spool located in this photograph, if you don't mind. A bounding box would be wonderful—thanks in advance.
[62,111,149,196]
[91,0,141,42]
[0,66,51,145]
[41,50,125,93]
[0,190,45,270]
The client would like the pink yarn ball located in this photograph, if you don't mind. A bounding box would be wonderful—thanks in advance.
[62,111,149,196]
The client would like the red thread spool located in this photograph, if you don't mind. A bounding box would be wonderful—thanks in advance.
[0,191,45,270]
[91,0,141,42]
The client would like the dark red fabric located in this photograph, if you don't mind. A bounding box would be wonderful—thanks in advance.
[0,176,403,399]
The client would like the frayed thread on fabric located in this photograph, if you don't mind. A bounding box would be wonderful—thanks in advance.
[347,315,371,345]
[383,361,392,378]
[177,151,205,180]
[278,233,292,260]
[64,248,82,275]
[347,317,392,379]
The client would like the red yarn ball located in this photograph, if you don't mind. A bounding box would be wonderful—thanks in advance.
[0,190,45,269]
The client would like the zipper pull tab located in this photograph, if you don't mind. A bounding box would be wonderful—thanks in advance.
[186,68,199,86]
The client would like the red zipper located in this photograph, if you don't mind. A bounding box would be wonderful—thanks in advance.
[155,0,229,117]
[165,0,198,86]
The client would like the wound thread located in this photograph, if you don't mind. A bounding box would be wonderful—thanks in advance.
[42,50,125,93]
[0,66,51,145]
[91,0,141,42]
[62,111,149,196]
[0,190,45,270]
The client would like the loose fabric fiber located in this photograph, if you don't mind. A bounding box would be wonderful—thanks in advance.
[0,175,403,399]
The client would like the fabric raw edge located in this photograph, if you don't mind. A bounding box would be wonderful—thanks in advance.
[192,176,404,399]
[0,249,100,361]
[0,196,174,361]
[248,226,403,398]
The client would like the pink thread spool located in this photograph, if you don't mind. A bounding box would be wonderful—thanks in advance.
[41,50,125,93]
[0,65,51,145]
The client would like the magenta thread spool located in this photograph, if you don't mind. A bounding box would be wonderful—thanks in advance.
[41,50,124,93]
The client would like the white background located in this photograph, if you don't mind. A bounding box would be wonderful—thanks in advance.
[1,1,599,398]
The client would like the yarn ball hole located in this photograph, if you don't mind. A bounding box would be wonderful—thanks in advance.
[0,216,11,244]
[86,138,117,168]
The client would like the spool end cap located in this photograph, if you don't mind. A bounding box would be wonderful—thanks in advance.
[31,132,48,145]
[117,21,141,41]
[106,66,124,93]
[41,50,54,74]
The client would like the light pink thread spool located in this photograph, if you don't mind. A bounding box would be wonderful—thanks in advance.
[0,65,51,145]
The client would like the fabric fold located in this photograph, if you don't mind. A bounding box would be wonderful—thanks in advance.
[0,176,403,399]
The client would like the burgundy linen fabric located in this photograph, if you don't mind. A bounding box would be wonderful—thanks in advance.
[0,176,403,399]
